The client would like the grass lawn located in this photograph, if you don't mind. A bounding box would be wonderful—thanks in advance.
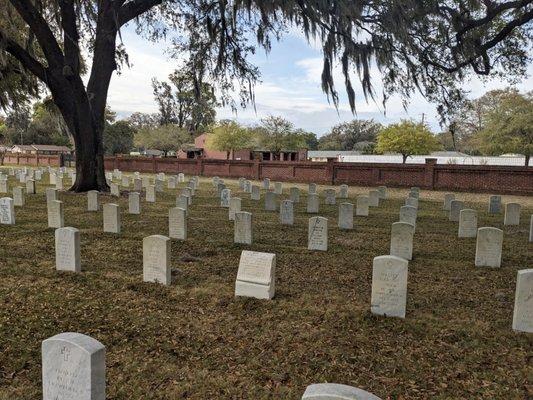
[0,169,532,399]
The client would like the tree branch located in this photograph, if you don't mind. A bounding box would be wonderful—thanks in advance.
[118,0,163,26]
[58,0,81,76]
[0,28,49,83]
[8,0,65,68]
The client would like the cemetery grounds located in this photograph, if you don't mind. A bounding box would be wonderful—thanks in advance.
[0,169,532,399]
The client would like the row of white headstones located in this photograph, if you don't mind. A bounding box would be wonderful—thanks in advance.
[1,167,532,399]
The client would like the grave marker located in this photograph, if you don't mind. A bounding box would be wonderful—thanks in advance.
[308,183,317,194]
[265,192,277,211]
[128,192,141,214]
[449,200,464,222]
[356,196,369,216]
[488,195,501,214]
[274,181,283,195]
[13,186,25,206]
[443,193,455,211]
[368,190,379,207]
[42,332,105,400]
[371,255,408,318]
[234,212,252,244]
[143,235,171,285]
[169,207,187,240]
[48,200,64,228]
[263,178,270,190]
[377,186,387,200]
[176,195,189,215]
[338,203,354,230]
[290,187,300,203]
[512,269,533,333]
[405,197,418,209]
[87,190,99,211]
[110,183,120,197]
[221,188,231,207]
[458,209,477,238]
[307,193,319,213]
[0,197,15,225]
[103,204,121,234]
[302,383,382,400]
[235,250,276,300]
[390,222,414,260]
[146,185,156,203]
[475,227,503,268]
[324,189,336,205]
[399,205,417,228]
[229,197,242,221]
[251,185,260,200]
[504,203,521,226]
[339,184,348,199]
[26,179,36,194]
[308,216,328,251]
[55,227,80,272]
[280,200,294,225]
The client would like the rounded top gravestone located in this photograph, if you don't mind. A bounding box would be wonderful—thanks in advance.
[302,383,382,400]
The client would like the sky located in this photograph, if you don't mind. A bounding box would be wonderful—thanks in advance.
[106,26,533,136]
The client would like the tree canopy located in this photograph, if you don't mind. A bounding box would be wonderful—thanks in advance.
[103,120,135,156]
[0,0,531,190]
[205,120,254,159]
[318,120,382,151]
[134,124,190,157]
[375,120,441,163]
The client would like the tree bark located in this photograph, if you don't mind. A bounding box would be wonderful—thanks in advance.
[525,153,530,167]
[402,154,408,163]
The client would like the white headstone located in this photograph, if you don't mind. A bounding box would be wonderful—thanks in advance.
[48,200,64,228]
[176,195,189,215]
[307,193,319,213]
[390,222,414,260]
[339,184,348,199]
[458,209,477,238]
[128,192,140,214]
[143,235,171,285]
[87,190,99,212]
[46,188,58,205]
[280,200,294,225]
[133,178,142,192]
[338,203,354,230]
[103,203,120,234]
[110,182,120,197]
[0,179,7,194]
[55,227,80,272]
[146,185,156,203]
[56,177,64,190]
[251,185,260,201]
[504,203,520,226]
[371,255,408,318]
[0,197,15,225]
[368,190,379,207]
[308,183,317,194]
[399,205,417,228]
[121,176,129,187]
[529,215,533,243]
[308,216,328,251]
[274,181,283,195]
[229,197,242,221]
[169,207,187,240]
[405,197,418,209]
[512,269,533,333]
[234,212,252,245]
[449,200,464,222]
[324,189,336,205]
[265,192,277,211]
[301,383,382,400]
[13,186,25,206]
[475,227,503,268]
[235,250,276,300]
[443,193,455,211]
[263,178,270,190]
[167,176,177,189]
[154,179,164,193]
[221,188,231,207]
[42,332,105,400]
[377,186,387,200]
[26,179,36,194]
[290,187,300,203]
[356,196,369,216]
[243,180,252,193]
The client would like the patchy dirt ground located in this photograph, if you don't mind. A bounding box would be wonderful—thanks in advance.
[0,171,531,399]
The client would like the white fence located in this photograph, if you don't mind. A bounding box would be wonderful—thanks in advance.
[338,154,531,166]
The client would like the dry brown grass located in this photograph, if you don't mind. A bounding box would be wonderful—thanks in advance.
[0,170,532,399]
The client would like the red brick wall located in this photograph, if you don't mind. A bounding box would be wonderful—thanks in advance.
[5,153,532,194]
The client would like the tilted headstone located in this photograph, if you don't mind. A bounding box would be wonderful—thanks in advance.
[263,178,270,190]
[301,383,382,400]
[143,235,171,285]
[229,197,242,221]
[399,205,417,228]
[265,191,277,211]
[458,209,477,238]
[146,185,156,203]
[308,183,317,194]
[176,195,189,215]
[235,250,276,300]
[26,179,36,194]
[475,227,503,268]
[13,186,25,206]
[0,197,15,225]
[449,200,464,222]
[290,187,300,203]
[488,195,501,214]
[169,207,187,240]
[308,216,328,251]
[371,255,408,318]
[103,203,120,234]
[55,227,80,272]
[110,183,120,197]
[87,190,99,212]
[220,188,231,208]
[128,192,141,214]
[251,185,260,200]
[368,190,379,207]
[324,189,336,205]
[280,200,294,225]
[405,197,418,209]
[338,203,354,230]
[307,193,319,213]
[512,269,533,333]
[339,184,348,199]
[48,200,64,228]
[42,332,105,400]
[443,193,455,211]
[274,181,283,195]
[356,195,369,216]
[390,222,414,260]
[504,203,521,226]
[234,211,252,245]
[377,186,387,200]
